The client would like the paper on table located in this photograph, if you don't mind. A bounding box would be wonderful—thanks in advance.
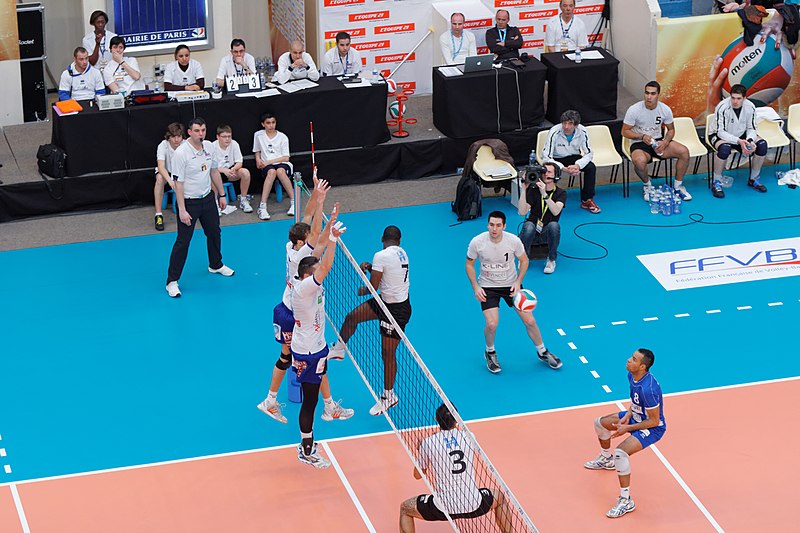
[278,83,304,93]
[290,79,318,89]
[234,89,280,98]
[438,66,463,77]
[566,50,604,60]
[343,79,373,88]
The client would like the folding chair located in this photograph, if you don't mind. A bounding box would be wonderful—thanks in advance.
[672,117,710,187]
[585,125,623,195]
[787,103,800,169]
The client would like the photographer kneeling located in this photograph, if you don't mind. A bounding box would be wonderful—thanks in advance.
[518,162,566,275]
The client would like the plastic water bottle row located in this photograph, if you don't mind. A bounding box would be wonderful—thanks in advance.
[649,185,682,216]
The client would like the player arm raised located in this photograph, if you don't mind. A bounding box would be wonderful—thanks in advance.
[465,257,486,302]
[612,405,661,438]
[312,203,344,283]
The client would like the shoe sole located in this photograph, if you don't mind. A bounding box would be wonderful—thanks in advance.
[486,366,501,373]
[581,205,601,214]
[584,462,616,470]
[369,398,399,416]
[297,455,331,469]
[208,268,235,276]
[321,412,354,421]
[257,404,288,424]
[607,503,635,518]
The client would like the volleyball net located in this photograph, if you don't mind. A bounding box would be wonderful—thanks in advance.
[322,227,538,533]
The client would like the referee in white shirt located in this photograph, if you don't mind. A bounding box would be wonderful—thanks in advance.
[166,117,234,298]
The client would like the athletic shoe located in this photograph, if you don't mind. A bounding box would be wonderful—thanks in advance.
[297,443,331,469]
[257,204,270,220]
[711,181,725,199]
[208,265,235,276]
[606,497,635,518]
[748,178,767,193]
[543,259,556,274]
[239,195,253,213]
[484,350,501,373]
[584,453,616,470]
[538,349,563,369]
[257,397,288,424]
[154,214,165,231]
[287,199,295,216]
[166,281,181,298]
[674,184,692,201]
[580,199,601,214]
[642,184,655,202]
[322,399,354,421]
[328,342,346,361]
[369,390,399,416]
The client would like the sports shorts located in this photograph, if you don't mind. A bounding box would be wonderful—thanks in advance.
[416,488,493,521]
[630,141,659,159]
[273,301,294,345]
[291,346,329,385]
[366,297,411,339]
[617,411,666,449]
[480,286,514,311]
[261,163,292,176]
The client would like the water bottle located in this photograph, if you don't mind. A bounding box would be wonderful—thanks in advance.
[662,197,673,216]
[673,195,682,214]
[529,150,536,167]
[372,67,379,82]
[259,71,266,88]
[266,59,275,78]
[649,194,659,214]
[650,138,663,157]
[574,48,582,64]
[154,79,160,92]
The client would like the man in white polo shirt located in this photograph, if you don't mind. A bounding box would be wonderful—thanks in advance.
[166,117,235,298]
[544,0,589,52]
[58,47,105,101]
[82,10,116,70]
[320,32,363,77]
[274,41,320,84]
[215,38,257,88]
[439,13,477,65]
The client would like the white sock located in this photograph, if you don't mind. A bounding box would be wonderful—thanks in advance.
[674,180,683,188]
[485,345,495,353]
[260,202,266,208]
[601,448,612,458]
[536,344,546,355]
[384,389,394,398]
[155,211,162,216]
[323,397,334,407]
[750,173,760,181]
[267,390,277,400]
[620,487,630,499]
[643,181,652,188]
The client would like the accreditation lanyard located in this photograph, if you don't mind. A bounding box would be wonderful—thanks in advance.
[338,52,350,74]
[540,190,553,220]
[560,16,574,40]
[451,32,463,61]
[98,35,107,57]
[498,28,507,44]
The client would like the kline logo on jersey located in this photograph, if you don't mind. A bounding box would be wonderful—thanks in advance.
[638,237,800,290]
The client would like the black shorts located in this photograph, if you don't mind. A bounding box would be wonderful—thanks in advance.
[709,133,746,149]
[630,141,659,159]
[366,297,411,339]
[480,287,514,311]
[416,488,494,521]
[261,163,292,176]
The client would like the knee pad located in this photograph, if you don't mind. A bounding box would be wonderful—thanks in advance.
[594,417,613,440]
[614,448,631,476]
[275,356,291,371]
[754,139,768,157]
[716,143,732,160]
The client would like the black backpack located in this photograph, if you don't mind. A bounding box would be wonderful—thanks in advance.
[36,144,67,199]
[451,172,482,221]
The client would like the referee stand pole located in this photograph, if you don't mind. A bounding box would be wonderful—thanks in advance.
[293,171,302,223]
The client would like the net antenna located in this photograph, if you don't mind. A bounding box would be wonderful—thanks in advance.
[304,186,538,533]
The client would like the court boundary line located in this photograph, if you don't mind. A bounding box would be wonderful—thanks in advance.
[321,442,377,533]
[1,374,796,489]
[9,484,30,533]
[614,401,724,532]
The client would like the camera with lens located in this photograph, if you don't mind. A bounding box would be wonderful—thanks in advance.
[522,163,546,184]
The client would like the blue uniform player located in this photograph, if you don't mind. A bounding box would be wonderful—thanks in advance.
[584,348,666,518]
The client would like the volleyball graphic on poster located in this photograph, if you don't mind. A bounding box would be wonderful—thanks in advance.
[720,34,793,106]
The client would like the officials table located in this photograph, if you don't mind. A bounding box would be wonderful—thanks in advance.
[432,60,547,139]
[52,77,391,177]
[540,47,619,124]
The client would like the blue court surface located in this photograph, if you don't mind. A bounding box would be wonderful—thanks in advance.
[1,167,798,484]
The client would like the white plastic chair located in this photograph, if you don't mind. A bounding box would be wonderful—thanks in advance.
[585,125,623,195]
[787,103,800,169]
[672,117,709,187]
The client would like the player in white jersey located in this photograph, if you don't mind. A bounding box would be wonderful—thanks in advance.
[329,226,411,415]
[290,206,347,468]
[257,184,352,426]
[466,211,560,374]
[212,124,252,213]
[584,348,666,518]
[708,83,768,198]
[622,81,692,202]
[400,404,511,532]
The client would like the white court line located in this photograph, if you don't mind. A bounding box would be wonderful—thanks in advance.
[3,466,10,474]
[768,302,783,307]
[674,313,690,318]
[737,305,752,310]
[611,320,627,326]
[321,442,376,533]
[602,385,612,393]
[557,328,566,336]
[579,325,595,330]
[578,356,588,364]
[613,401,724,532]
[590,371,600,379]
[643,316,659,322]
[0,449,6,457]
[10,484,30,533]
[568,342,577,350]
[706,309,721,314]
[2,375,798,490]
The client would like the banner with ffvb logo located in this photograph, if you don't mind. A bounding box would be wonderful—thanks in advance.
[638,238,800,291]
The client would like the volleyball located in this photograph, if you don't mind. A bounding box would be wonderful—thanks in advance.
[719,34,793,106]
[513,289,537,312]
[386,78,398,95]
[389,100,406,119]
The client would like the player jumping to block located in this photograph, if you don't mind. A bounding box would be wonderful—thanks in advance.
[584,348,666,518]
[399,403,512,533]
[465,211,561,374]
[329,225,411,416]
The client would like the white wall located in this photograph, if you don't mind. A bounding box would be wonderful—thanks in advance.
[0,60,24,126]
[611,0,660,96]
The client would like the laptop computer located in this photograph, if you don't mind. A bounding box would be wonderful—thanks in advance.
[459,54,494,73]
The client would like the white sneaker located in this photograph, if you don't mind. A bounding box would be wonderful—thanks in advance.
[543,259,556,274]
[257,204,270,220]
[321,399,354,421]
[239,195,253,213]
[166,281,181,298]
[584,453,616,470]
[328,342,346,361]
[606,496,635,518]
[643,184,655,202]
[287,200,295,216]
[369,390,399,416]
[208,265,235,276]
[674,184,692,201]
[257,398,288,424]
[297,443,331,469]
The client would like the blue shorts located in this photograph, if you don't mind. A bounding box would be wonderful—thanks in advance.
[273,302,295,345]
[291,346,329,384]
[618,411,666,449]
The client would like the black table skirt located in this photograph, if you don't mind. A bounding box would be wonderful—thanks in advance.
[432,60,546,139]
[52,77,390,177]
[541,48,619,124]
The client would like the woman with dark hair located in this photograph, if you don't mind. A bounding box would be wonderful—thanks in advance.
[164,44,205,91]
[82,10,116,68]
